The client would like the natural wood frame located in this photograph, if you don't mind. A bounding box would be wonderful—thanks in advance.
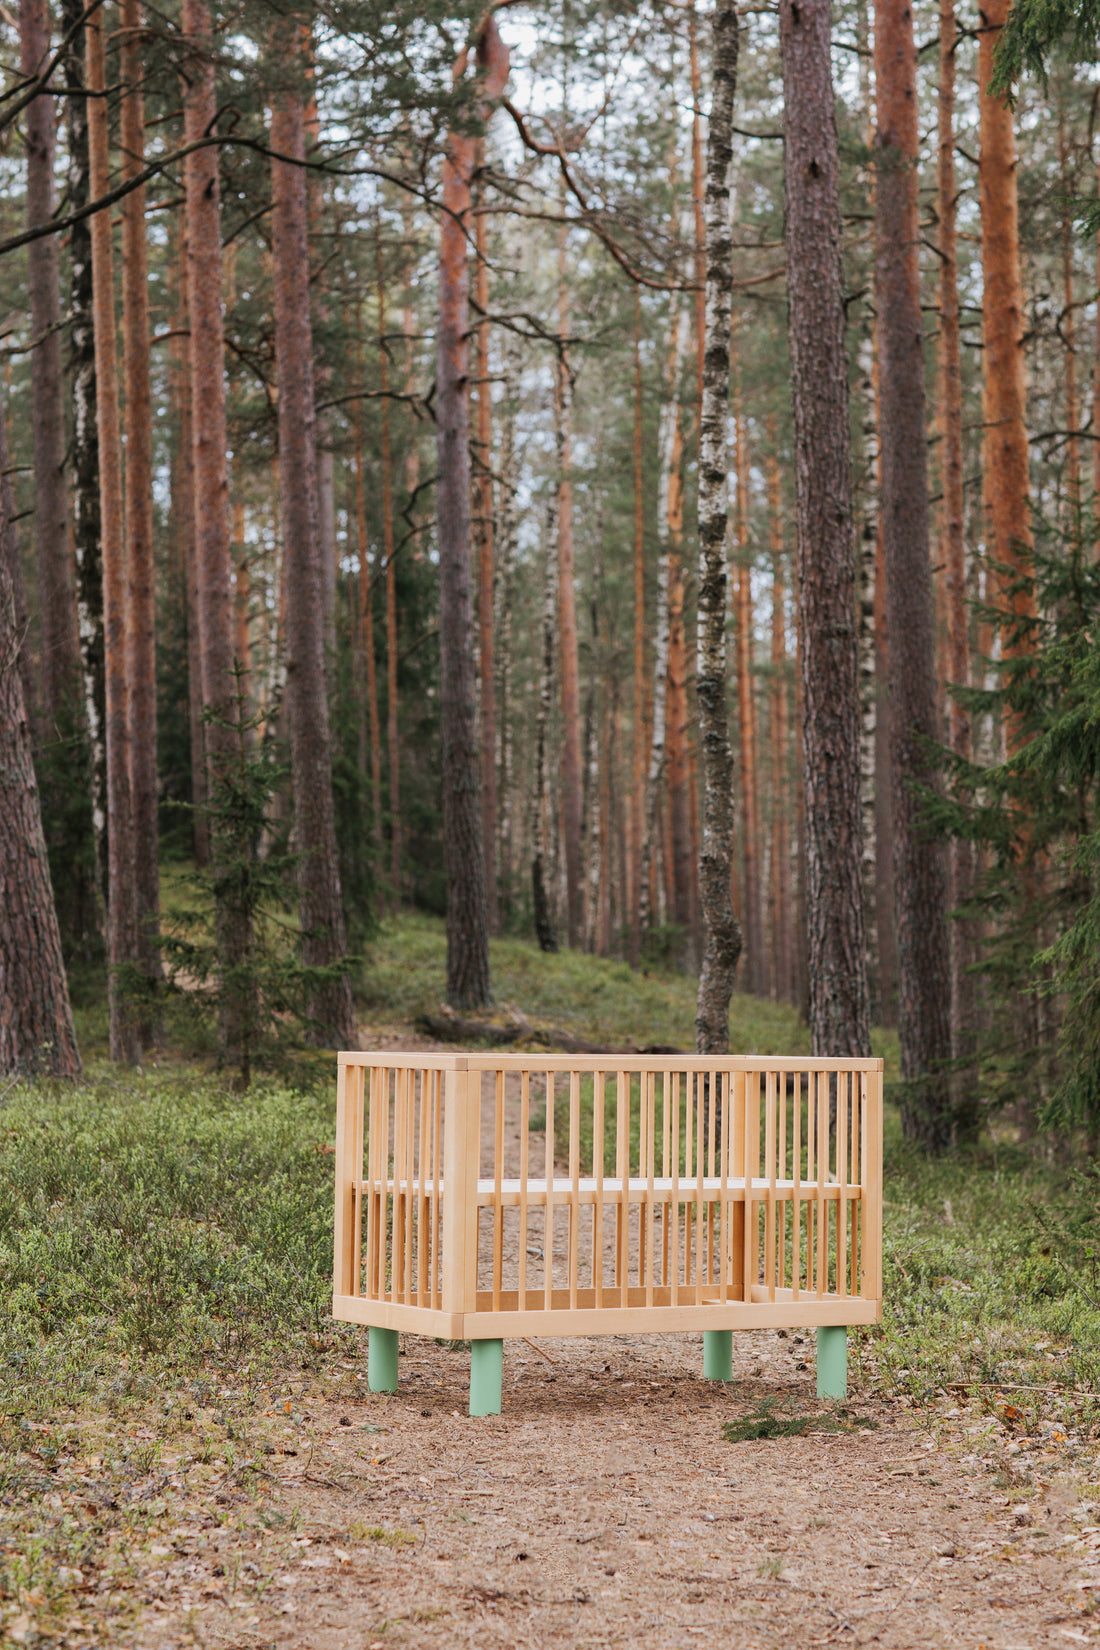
[333,1052,884,1342]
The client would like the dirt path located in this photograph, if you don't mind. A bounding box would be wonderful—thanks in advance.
[91,1326,1093,1650]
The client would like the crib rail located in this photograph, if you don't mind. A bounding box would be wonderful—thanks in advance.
[333,1053,883,1339]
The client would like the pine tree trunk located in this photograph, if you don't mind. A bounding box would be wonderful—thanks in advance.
[62,0,107,908]
[780,0,871,1059]
[473,161,498,934]
[1058,107,1081,520]
[170,215,209,866]
[555,206,583,949]
[979,0,1036,703]
[765,429,792,1005]
[532,503,559,956]
[270,29,355,1045]
[733,343,764,995]
[435,22,508,1007]
[88,3,140,1063]
[630,288,646,965]
[695,0,743,1053]
[496,364,518,923]
[120,0,160,1027]
[351,308,382,855]
[874,0,951,1131]
[182,0,255,1060]
[939,0,978,1088]
[21,0,79,731]
[374,247,398,884]
[0,404,81,1080]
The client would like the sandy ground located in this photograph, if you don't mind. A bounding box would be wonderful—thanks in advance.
[68,1325,1091,1650]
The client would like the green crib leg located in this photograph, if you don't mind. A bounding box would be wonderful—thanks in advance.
[703,1329,733,1381]
[816,1326,847,1400]
[469,1339,504,1416]
[368,1327,399,1393]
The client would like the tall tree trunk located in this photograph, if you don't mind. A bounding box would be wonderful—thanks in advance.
[0,400,81,1080]
[182,0,254,1060]
[303,84,336,683]
[765,429,792,1005]
[170,214,209,865]
[270,25,355,1045]
[88,2,140,1064]
[1058,103,1081,523]
[373,247,398,887]
[473,155,498,934]
[630,287,646,965]
[732,337,764,994]
[979,0,1036,699]
[532,501,559,955]
[780,0,871,1059]
[496,360,519,923]
[352,307,383,857]
[555,203,584,948]
[21,0,78,731]
[875,0,951,1131]
[695,0,742,1054]
[62,0,107,908]
[435,21,508,1007]
[939,0,978,1085]
[120,0,160,1027]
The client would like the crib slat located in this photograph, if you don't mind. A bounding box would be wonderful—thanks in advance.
[378,1066,391,1300]
[694,1069,704,1303]
[593,1071,605,1307]
[837,1070,849,1299]
[718,1073,729,1303]
[792,1071,802,1302]
[569,1069,581,1311]
[765,1070,776,1301]
[518,1070,530,1309]
[645,1071,656,1306]
[431,1070,442,1308]
[615,1071,629,1308]
[816,1069,827,1298]
[544,1070,555,1311]
[493,1069,505,1312]
[669,1072,680,1298]
[417,1069,429,1305]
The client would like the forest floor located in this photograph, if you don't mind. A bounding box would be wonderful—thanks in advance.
[3,916,1099,1646]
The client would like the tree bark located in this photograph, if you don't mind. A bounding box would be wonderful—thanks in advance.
[979,0,1036,703]
[780,0,871,1060]
[0,401,81,1080]
[630,287,646,965]
[732,337,764,995]
[374,248,399,886]
[555,201,583,949]
[695,0,743,1054]
[532,503,559,955]
[874,0,951,1131]
[435,20,508,1008]
[120,0,160,1026]
[352,303,383,858]
[473,159,498,934]
[270,25,355,1045]
[62,0,107,908]
[21,0,78,732]
[765,427,792,1005]
[1058,103,1081,521]
[182,0,255,1058]
[171,216,209,866]
[939,0,978,1079]
[88,1,140,1064]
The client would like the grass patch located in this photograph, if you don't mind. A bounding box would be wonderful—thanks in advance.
[722,1398,878,1442]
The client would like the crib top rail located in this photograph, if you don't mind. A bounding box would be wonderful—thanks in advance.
[338,1051,885,1072]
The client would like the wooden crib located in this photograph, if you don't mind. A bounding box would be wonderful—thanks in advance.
[332,1052,883,1413]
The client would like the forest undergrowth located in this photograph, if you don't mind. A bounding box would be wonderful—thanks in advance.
[3,919,1099,1640]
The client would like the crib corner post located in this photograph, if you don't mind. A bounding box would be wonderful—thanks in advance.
[469,1338,503,1416]
[703,1329,733,1381]
[368,1326,400,1392]
[816,1326,847,1400]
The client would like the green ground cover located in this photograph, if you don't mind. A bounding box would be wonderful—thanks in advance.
[5,916,1098,1635]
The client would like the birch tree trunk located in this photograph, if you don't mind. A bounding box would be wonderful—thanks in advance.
[0,403,81,1080]
[875,0,951,1131]
[435,19,508,1007]
[780,0,871,1060]
[695,0,743,1053]
[88,3,140,1063]
[270,25,355,1045]
[62,0,107,907]
[120,0,160,1027]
